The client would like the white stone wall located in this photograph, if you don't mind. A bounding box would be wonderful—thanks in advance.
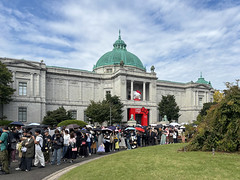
[1,58,213,124]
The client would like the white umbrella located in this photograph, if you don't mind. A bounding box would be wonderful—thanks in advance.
[28,123,40,126]
[86,125,93,129]
[170,122,180,126]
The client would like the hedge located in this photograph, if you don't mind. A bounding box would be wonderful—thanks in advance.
[57,120,87,127]
[0,120,13,126]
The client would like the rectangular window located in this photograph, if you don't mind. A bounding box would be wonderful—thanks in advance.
[106,69,112,73]
[18,107,27,122]
[70,110,77,120]
[84,110,88,122]
[19,82,27,96]
[199,97,203,106]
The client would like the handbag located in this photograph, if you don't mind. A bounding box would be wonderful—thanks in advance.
[82,141,86,145]
[72,147,77,151]
[21,147,27,152]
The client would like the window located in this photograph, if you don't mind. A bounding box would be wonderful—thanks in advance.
[106,91,111,95]
[70,110,77,120]
[18,107,27,122]
[106,68,112,73]
[198,98,203,106]
[19,82,27,96]
[84,111,88,122]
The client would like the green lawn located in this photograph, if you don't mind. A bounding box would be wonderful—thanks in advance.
[59,144,240,180]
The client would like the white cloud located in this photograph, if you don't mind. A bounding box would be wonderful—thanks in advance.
[0,0,239,90]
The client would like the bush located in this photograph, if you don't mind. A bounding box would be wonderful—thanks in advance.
[57,120,87,127]
[186,83,240,152]
[0,120,13,126]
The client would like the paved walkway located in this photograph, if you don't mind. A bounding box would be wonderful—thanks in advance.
[3,151,118,180]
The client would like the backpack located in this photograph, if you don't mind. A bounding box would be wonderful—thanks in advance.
[7,132,15,152]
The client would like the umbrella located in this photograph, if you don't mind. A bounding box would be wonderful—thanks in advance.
[93,128,102,131]
[28,123,40,126]
[10,121,24,126]
[170,122,180,126]
[86,125,93,129]
[66,124,80,129]
[135,127,145,132]
[102,128,112,131]
[125,127,136,131]
[107,126,116,131]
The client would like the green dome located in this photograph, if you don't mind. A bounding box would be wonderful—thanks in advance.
[93,31,145,71]
[196,73,212,87]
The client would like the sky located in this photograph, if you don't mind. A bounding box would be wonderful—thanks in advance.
[0,0,240,90]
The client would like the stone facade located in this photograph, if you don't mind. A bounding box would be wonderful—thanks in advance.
[0,57,214,124]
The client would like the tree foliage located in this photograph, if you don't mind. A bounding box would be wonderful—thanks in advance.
[57,120,87,127]
[186,83,240,152]
[196,102,217,125]
[42,106,73,126]
[213,90,224,103]
[0,62,15,118]
[85,94,124,125]
[158,95,180,122]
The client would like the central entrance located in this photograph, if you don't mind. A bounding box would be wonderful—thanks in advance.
[128,107,149,126]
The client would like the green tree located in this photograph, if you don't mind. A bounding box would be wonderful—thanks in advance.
[196,102,217,125]
[213,90,224,103]
[42,106,73,126]
[105,94,124,125]
[158,95,180,122]
[85,94,124,125]
[0,62,15,119]
[186,82,240,152]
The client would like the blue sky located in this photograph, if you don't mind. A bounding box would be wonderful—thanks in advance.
[0,0,240,90]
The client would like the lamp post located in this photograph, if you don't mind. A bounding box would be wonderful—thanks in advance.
[110,104,112,126]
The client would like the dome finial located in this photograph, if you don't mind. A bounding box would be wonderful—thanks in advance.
[200,72,202,78]
[119,29,121,40]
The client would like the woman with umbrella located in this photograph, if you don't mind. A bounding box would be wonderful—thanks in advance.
[103,131,111,153]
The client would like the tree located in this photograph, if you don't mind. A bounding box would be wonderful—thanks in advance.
[213,90,224,103]
[85,94,124,125]
[158,95,180,122]
[42,106,73,126]
[186,82,240,152]
[0,62,15,119]
[196,102,217,125]
[104,94,124,125]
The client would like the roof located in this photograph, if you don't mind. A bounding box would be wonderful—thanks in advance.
[93,31,145,71]
[195,73,212,87]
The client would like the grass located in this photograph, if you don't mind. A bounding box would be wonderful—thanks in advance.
[59,144,240,180]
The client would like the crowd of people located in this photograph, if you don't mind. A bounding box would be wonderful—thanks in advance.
[0,124,185,175]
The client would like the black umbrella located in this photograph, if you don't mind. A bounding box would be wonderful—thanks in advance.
[10,121,24,126]
[66,124,80,129]
[93,128,102,131]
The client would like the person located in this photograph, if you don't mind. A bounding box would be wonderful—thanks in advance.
[33,129,45,168]
[15,130,27,171]
[0,126,10,174]
[42,130,51,163]
[91,133,97,154]
[160,128,167,145]
[51,129,63,165]
[173,130,177,143]
[104,132,111,153]
[67,132,77,163]
[126,130,131,150]
[62,130,70,160]
[20,131,34,171]
[86,133,92,156]
[119,132,126,149]
[10,128,19,163]
[79,133,87,158]
[114,131,119,151]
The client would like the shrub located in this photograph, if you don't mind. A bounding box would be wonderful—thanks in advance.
[0,120,13,126]
[57,120,87,127]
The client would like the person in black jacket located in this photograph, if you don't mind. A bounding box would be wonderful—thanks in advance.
[51,129,63,165]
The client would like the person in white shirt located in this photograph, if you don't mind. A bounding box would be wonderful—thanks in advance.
[62,130,70,160]
[33,129,45,168]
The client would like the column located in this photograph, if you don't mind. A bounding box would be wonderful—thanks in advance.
[30,73,34,97]
[143,82,146,101]
[66,80,69,100]
[35,74,40,96]
[193,91,196,106]
[131,80,133,100]
[196,91,198,106]
[79,81,82,100]
[12,71,16,89]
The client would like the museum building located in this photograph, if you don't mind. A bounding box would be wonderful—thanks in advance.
[0,33,214,125]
